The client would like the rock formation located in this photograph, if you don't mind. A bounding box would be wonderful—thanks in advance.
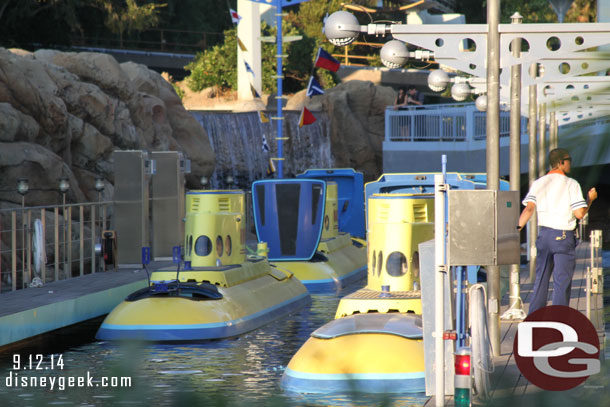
[286,80,395,180]
[0,48,215,209]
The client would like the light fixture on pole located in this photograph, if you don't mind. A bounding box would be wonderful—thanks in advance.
[380,40,434,69]
[94,176,105,233]
[59,177,70,276]
[17,179,29,288]
[94,177,105,197]
[17,179,29,197]
[200,176,208,189]
[225,175,234,190]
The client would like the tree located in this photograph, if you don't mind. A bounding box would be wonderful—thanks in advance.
[96,0,166,47]
[186,20,312,95]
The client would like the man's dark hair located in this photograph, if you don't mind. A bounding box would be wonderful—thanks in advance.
[549,148,570,168]
[407,85,417,91]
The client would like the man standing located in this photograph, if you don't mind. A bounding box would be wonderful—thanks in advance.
[406,85,424,105]
[517,148,597,315]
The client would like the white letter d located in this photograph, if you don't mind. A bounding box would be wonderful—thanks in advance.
[518,321,577,357]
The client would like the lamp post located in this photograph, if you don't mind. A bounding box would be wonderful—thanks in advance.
[200,176,208,189]
[226,175,234,190]
[59,177,70,276]
[17,179,29,288]
[95,177,105,231]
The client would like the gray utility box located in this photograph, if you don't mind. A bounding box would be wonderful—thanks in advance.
[448,190,520,266]
[113,150,154,265]
[419,239,455,396]
[151,151,189,259]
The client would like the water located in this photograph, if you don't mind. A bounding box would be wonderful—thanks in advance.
[0,278,428,407]
[191,111,333,190]
[2,253,609,406]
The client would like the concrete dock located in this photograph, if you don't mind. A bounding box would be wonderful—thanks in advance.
[0,262,171,352]
[425,241,608,406]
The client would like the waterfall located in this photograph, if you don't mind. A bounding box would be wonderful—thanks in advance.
[191,110,334,189]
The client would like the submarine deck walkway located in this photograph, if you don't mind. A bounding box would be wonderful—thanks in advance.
[425,240,607,406]
[0,262,171,352]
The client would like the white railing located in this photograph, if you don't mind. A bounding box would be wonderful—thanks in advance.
[0,202,112,293]
[385,102,522,143]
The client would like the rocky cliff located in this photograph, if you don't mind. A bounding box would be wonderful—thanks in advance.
[0,48,215,208]
[0,47,394,210]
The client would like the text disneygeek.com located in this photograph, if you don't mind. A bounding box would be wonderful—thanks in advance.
[4,372,132,391]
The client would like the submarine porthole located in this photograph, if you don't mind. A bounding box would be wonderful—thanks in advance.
[386,251,407,277]
[371,250,376,273]
[225,235,232,256]
[188,235,193,256]
[377,251,383,276]
[216,235,224,257]
[194,235,212,256]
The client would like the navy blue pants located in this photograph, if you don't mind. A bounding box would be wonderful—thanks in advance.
[528,226,577,315]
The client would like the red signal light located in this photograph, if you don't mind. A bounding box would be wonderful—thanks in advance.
[455,354,471,376]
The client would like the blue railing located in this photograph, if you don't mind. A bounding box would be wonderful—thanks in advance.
[385,102,525,143]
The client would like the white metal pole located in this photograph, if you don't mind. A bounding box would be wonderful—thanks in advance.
[486,0,501,357]
[237,0,262,100]
[434,173,446,406]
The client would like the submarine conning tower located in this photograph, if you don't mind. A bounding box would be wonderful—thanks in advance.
[183,190,246,267]
[320,182,339,240]
[367,193,435,292]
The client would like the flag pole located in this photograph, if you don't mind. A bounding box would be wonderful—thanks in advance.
[275,0,284,178]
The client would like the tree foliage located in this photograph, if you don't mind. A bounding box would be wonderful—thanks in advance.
[98,0,165,45]
[185,1,350,95]
[186,20,315,95]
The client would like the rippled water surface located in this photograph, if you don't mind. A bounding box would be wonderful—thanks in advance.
[0,278,428,407]
[3,252,610,407]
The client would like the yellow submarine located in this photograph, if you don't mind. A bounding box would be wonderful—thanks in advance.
[252,170,367,293]
[95,190,310,341]
[281,191,434,393]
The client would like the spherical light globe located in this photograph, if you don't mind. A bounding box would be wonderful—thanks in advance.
[380,40,409,69]
[324,11,359,46]
[476,95,488,112]
[451,83,471,102]
[428,70,450,92]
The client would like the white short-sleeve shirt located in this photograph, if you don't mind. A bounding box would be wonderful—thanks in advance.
[522,173,587,230]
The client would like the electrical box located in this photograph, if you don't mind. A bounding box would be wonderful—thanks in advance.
[448,190,520,266]
[151,151,187,260]
[113,150,152,265]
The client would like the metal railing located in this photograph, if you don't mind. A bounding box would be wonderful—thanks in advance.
[385,102,525,142]
[68,28,224,54]
[0,202,112,293]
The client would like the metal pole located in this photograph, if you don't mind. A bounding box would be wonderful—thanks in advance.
[275,0,284,178]
[434,173,446,407]
[538,103,547,176]
[63,193,67,277]
[549,111,558,150]
[21,196,25,288]
[502,12,526,321]
[486,0,501,357]
[528,64,538,284]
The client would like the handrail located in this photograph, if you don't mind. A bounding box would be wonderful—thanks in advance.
[385,102,525,143]
[0,202,112,294]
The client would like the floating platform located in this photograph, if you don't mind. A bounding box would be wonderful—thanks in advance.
[0,267,156,351]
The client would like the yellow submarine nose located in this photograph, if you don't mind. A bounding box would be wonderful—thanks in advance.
[183,190,246,267]
[367,193,434,291]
